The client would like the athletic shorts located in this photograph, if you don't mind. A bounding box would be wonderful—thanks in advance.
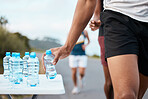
[98,36,108,66]
[100,10,148,76]
[69,55,88,68]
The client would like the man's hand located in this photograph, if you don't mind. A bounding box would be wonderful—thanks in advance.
[42,46,71,71]
[89,19,101,31]
[42,52,46,71]
[82,44,87,51]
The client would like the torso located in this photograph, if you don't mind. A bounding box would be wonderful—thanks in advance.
[71,32,86,55]
[104,0,148,22]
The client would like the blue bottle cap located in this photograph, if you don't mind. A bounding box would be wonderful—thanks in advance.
[18,53,20,57]
[12,52,16,57]
[25,52,29,55]
[6,52,10,56]
[46,50,52,55]
[30,52,36,58]
[16,53,20,57]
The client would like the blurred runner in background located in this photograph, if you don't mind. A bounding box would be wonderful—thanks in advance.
[69,30,90,94]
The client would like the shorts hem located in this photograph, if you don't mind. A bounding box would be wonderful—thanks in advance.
[105,52,138,59]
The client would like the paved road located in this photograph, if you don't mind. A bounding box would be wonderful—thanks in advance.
[24,53,148,99]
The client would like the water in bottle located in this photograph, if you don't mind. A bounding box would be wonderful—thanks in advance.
[27,52,39,87]
[10,53,19,84]
[16,53,23,83]
[22,52,30,77]
[44,50,57,79]
[35,54,40,84]
[11,53,22,84]
[9,52,16,83]
[3,52,11,79]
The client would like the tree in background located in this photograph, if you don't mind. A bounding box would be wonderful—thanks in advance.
[0,16,8,27]
[14,32,31,51]
[0,16,30,68]
[0,27,31,57]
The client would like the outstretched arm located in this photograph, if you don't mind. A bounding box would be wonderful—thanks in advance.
[51,0,97,65]
[64,0,96,51]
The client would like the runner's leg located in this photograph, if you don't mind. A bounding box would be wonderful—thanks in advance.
[98,36,113,99]
[79,67,85,79]
[107,54,139,99]
[71,68,77,87]
[138,73,148,99]
[103,65,113,99]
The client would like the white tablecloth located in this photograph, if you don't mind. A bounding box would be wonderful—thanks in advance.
[0,74,65,94]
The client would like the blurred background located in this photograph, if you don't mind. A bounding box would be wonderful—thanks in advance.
[0,0,147,99]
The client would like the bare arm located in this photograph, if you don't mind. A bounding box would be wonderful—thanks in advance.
[51,0,97,65]
[82,30,90,51]
[42,0,97,67]
[84,30,90,46]
[93,0,101,20]
[89,0,102,31]
[64,0,96,51]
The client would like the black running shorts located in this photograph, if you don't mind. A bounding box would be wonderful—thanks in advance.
[100,10,148,76]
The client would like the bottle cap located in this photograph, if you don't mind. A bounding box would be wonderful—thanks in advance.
[46,50,52,55]
[30,52,36,58]
[6,52,10,56]
[12,52,16,57]
[25,52,29,56]
[16,53,20,57]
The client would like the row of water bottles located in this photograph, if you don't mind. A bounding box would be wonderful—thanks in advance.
[3,52,39,87]
[3,50,57,87]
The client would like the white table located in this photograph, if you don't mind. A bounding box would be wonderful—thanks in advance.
[0,74,65,99]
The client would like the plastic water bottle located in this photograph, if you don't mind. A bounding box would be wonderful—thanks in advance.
[44,50,57,79]
[3,52,11,79]
[35,53,40,84]
[16,53,23,83]
[9,52,16,83]
[22,52,30,77]
[35,54,40,77]
[27,52,39,87]
[10,53,20,84]
[11,53,22,84]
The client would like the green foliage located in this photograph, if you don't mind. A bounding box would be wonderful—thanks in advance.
[0,26,30,65]
[0,59,3,73]
[14,32,31,51]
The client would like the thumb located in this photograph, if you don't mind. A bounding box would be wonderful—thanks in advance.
[53,52,60,65]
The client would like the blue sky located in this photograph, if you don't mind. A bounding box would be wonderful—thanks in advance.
[0,0,100,56]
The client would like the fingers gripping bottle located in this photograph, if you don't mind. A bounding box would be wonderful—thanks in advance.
[3,52,11,79]
[44,50,57,79]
